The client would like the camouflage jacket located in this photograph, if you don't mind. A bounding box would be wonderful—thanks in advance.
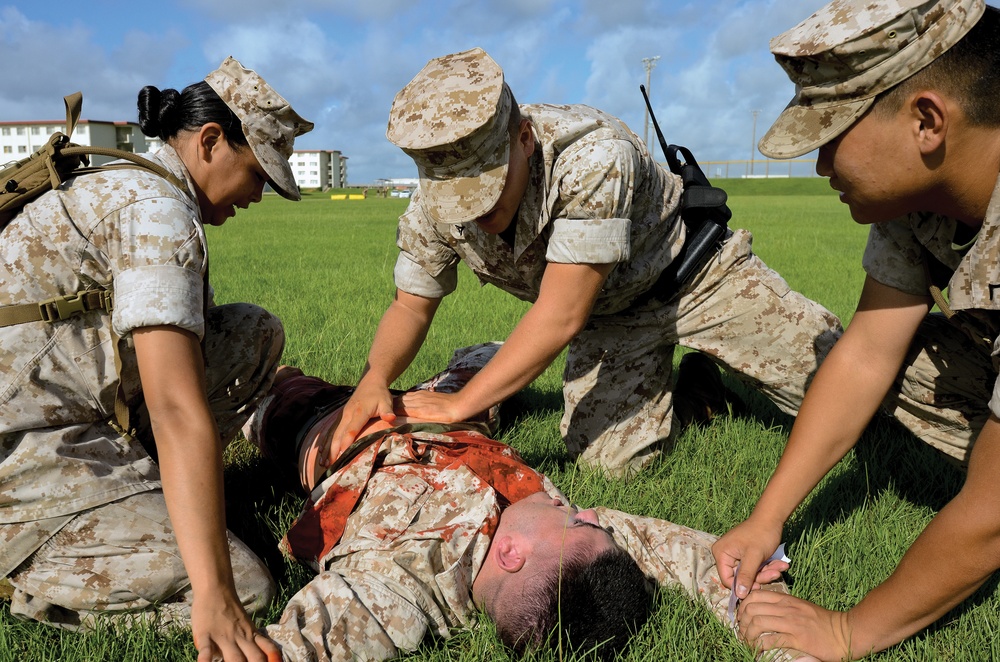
[862,172,1000,414]
[0,145,206,539]
[394,104,686,316]
[265,423,796,662]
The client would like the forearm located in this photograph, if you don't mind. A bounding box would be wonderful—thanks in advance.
[154,408,237,596]
[750,279,930,528]
[844,418,1000,656]
[361,292,439,387]
[444,261,612,419]
[451,299,582,415]
[749,338,898,526]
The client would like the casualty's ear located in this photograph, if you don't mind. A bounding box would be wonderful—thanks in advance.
[494,534,526,573]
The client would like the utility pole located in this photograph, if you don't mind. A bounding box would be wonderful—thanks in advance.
[748,109,761,177]
[642,56,661,150]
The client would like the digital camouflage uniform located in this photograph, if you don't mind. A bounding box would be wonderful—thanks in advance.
[0,143,280,627]
[860,178,1000,466]
[394,100,842,474]
[245,346,801,661]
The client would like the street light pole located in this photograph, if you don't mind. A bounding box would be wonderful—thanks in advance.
[749,109,761,177]
[642,56,660,150]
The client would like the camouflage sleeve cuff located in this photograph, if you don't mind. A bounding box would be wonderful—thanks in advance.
[546,217,631,264]
[393,251,457,299]
[113,265,205,338]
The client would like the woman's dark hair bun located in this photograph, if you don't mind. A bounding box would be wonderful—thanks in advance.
[137,85,182,140]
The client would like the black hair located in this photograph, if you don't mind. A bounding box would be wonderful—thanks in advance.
[137,81,249,148]
[497,546,655,661]
[873,5,1000,126]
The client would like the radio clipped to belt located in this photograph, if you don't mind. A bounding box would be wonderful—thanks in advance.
[640,84,733,298]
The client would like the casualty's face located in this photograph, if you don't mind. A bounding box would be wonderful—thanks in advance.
[503,492,618,565]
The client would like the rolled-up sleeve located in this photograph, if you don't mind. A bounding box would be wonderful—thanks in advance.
[113,265,205,337]
[393,251,457,299]
[546,217,630,264]
[394,192,459,298]
[545,138,640,265]
[112,193,208,337]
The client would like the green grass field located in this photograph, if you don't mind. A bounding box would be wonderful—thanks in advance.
[4,179,999,661]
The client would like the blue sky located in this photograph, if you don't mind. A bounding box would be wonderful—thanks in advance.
[3,0,840,185]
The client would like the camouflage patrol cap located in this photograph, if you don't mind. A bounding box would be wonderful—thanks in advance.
[760,0,985,159]
[205,56,314,201]
[386,47,512,224]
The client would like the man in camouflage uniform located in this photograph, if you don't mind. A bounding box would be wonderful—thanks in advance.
[0,57,311,640]
[331,47,841,476]
[244,344,806,662]
[713,1,1000,659]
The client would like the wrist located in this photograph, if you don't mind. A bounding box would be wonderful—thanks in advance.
[746,508,787,533]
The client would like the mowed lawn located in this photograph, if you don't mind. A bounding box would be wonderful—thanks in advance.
[3,179,999,661]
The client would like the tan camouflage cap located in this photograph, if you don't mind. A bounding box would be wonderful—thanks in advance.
[760,0,985,159]
[386,47,512,224]
[205,56,314,201]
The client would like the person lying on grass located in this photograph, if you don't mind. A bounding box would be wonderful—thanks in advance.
[242,343,812,662]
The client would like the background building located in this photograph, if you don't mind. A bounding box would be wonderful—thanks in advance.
[289,150,348,190]
[1,119,149,166]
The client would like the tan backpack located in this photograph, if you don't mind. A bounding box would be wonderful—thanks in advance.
[0,93,186,435]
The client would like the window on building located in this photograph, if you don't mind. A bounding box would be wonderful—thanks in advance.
[16,128,25,135]
[31,127,41,135]
[77,126,87,136]
[1,128,9,136]
[3,146,11,154]
[18,145,28,153]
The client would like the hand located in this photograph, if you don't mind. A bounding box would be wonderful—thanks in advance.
[324,379,396,467]
[738,590,853,662]
[712,517,784,599]
[192,591,281,662]
[396,390,467,423]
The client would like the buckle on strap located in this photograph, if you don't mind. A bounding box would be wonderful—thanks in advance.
[38,290,112,323]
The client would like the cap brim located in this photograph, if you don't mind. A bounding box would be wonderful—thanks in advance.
[252,142,301,201]
[758,97,874,159]
[419,138,510,224]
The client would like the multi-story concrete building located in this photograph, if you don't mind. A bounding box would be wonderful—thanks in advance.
[0,119,150,166]
[288,150,348,190]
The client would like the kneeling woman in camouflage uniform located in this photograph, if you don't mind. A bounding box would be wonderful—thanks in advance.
[0,57,311,661]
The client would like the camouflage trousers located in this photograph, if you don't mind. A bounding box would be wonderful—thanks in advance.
[2,302,283,628]
[563,229,843,474]
[5,491,274,630]
[883,310,1000,467]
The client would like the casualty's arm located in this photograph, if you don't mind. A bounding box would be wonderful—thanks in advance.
[595,508,811,661]
[398,260,613,422]
[713,277,932,598]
